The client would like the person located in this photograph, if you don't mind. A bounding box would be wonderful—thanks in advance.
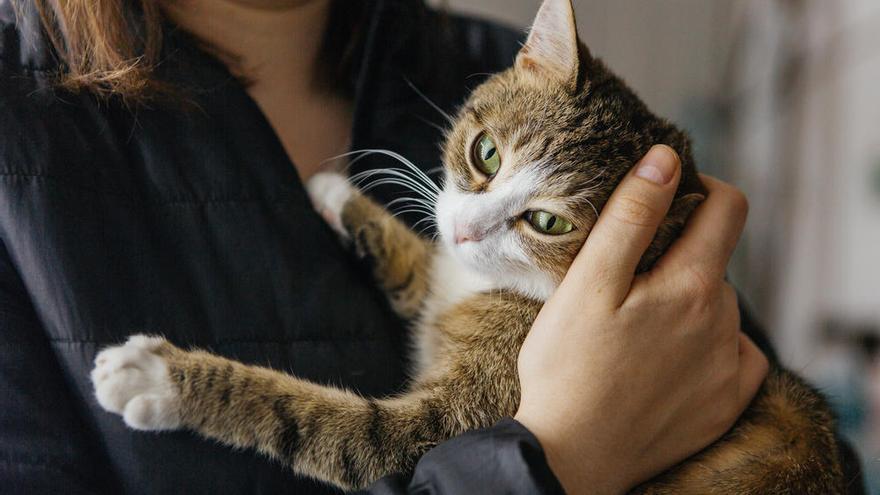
[0,0,860,493]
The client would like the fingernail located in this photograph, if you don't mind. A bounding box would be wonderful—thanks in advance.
[635,145,678,185]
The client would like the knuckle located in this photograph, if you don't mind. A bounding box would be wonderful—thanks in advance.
[720,281,737,300]
[728,187,749,215]
[723,284,740,314]
[726,187,749,224]
[610,195,659,228]
[681,264,718,305]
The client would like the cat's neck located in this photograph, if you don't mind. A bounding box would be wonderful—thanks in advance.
[427,244,555,309]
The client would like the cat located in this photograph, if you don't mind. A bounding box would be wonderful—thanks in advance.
[91,0,844,492]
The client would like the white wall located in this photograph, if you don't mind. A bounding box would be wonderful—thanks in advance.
[436,0,736,127]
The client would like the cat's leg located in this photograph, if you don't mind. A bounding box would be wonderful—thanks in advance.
[632,369,844,495]
[307,172,434,320]
[91,334,491,491]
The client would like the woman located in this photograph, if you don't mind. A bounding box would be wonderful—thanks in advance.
[0,0,780,493]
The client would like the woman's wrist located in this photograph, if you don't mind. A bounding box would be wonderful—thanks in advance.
[514,409,628,495]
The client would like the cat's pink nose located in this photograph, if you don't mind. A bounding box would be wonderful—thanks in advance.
[454,225,483,245]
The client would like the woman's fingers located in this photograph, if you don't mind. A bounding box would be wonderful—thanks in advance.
[566,145,682,306]
[653,174,748,284]
[737,333,770,410]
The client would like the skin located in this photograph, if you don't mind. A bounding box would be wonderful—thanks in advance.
[160,3,769,492]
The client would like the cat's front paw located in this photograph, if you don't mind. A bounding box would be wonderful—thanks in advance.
[91,334,182,431]
[306,172,355,239]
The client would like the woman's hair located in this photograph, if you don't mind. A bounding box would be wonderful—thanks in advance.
[32,0,167,103]
[25,0,366,104]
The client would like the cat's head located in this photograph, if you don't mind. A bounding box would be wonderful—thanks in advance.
[435,0,706,300]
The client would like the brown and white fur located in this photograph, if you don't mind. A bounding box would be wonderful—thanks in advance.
[91,1,844,492]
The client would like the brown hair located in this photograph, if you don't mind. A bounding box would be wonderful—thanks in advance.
[24,0,366,105]
[31,0,167,103]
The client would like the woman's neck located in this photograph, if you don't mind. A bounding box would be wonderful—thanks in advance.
[162,0,353,180]
[162,0,332,94]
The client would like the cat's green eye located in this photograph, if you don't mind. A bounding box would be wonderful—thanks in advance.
[525,211,574,235]
[472,133,501,177]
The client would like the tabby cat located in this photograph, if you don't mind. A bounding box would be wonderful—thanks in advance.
[91,0,843,492]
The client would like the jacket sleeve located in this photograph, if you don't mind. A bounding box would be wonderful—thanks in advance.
[362,418,564,495]
[0,244,120,494]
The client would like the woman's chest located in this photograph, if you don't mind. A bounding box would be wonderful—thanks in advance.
[7,176,409,394]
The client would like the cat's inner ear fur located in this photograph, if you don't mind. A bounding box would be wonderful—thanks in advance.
[516,0,580,91]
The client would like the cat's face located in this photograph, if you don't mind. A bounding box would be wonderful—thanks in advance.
[435,0,703,300]
[435,73,602,299]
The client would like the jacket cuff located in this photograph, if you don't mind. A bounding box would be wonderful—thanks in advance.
[367,417,565,494]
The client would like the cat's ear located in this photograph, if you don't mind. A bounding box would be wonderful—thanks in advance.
[516,0,580,91]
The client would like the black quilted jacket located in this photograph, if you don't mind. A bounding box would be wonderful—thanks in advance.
[0,0,863,493]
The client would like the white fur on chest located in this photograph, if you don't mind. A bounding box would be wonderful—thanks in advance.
[410,246,497,377]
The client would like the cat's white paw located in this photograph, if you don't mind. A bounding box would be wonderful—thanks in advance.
[91,334,182,431]
[306,172,354,239]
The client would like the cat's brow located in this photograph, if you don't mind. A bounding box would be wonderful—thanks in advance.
[468,107,486,127]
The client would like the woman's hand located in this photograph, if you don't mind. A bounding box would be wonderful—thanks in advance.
[514,145,769,495]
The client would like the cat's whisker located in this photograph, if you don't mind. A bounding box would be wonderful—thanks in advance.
[389,202,435,215]
[404,77,454,124]
[319,150,370,171]
[321,150,441,198]
[586,169,607,187]
[390,207,435,220]
[351,173,434,198]
[417,227,437,238]
[584,198,599,221]
[416,224,439,242]
[413,218,439,237]
[465,72,494,80]
[390,208,435,220]
[355,176,439,202]
[349,168,438,200]
[411,216,436,229]
[330,149,442,204]
[387,196,436,210]
[388,203,434,217]
[416,115,449,135]
[352,149,441,194]
[348,163,440,199]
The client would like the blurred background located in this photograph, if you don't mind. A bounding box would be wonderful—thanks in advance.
[435,0,880,490]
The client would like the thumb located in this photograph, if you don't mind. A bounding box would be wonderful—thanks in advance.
[564,145,681,306]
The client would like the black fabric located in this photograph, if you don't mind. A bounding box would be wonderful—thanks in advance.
[0,0,864,493]
[363,418,564,495]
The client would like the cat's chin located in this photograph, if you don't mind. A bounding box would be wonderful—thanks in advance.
[495,271,558,302]
[441,241,558,302]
